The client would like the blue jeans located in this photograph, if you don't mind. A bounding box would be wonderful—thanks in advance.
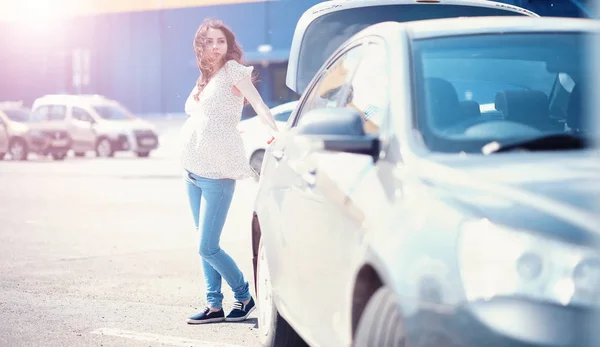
[185,170,251,309]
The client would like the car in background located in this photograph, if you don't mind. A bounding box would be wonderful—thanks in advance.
[32,94,159,158]
[245,1,600,347]
[0,101,52,160]
[239,101,298,176]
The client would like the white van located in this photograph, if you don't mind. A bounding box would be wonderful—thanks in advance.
[32,94,159,158]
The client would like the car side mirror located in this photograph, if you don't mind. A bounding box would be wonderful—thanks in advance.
[296,107,380,160]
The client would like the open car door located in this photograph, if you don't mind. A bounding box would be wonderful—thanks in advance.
[286,0,538,95]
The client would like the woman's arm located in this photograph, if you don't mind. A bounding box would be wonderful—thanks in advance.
[235,77,279,133]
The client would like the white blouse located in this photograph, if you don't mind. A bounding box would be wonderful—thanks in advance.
[179,59,257,180]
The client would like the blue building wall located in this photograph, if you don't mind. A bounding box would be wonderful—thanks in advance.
[0,0,591,116]
[0,0,320,116]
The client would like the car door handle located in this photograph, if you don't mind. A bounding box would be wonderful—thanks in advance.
[272,149,284,161]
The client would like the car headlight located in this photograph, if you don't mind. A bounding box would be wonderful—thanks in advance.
[459,219,600,307]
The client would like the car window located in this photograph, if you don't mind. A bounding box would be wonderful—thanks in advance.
[296,4,532,92]
[293,44,364,126]
[340,43,389,134]
[92,104,132,120]
[36,105,67,121]
[72,107,94,122]
[413,32,590,153]
[274,111,292,122]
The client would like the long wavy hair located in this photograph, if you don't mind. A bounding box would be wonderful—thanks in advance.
[192,19,248,101]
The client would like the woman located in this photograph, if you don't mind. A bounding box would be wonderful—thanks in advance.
[181,18,278,324]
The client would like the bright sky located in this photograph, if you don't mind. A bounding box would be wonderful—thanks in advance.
[0,0,265,22]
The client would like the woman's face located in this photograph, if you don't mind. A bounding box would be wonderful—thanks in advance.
[205,28,228,61]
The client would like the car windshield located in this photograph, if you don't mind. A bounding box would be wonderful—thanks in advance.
[3,108,32,123]
[92,104,132,120]
[412,32,592,153]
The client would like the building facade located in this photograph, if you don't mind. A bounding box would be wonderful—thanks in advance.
[0,0,592,117]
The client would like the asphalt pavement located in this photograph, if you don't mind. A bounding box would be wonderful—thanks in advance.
[0,119,262,347]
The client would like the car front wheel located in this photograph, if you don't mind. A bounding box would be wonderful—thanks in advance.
[96,138,114,158]
[250,149,265,177]
[9,138,28,161]
[51,152,67,161]
[354,287,405,347]
[256,239,307,347]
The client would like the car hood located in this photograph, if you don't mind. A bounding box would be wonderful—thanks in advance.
[423,150,600,243]
[25,122,69,132]
[7,120,29,134]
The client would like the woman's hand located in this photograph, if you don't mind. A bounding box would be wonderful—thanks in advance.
[267,130,281,144]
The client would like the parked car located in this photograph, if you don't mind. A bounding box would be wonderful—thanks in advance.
[0,101,52,160]
[239,101,298,176]
[250,2,600,347]
[32,94,159,158]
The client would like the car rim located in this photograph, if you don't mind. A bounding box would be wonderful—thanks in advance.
[10,142,24,160]
[257,242,274,338]
[97,140,111,157]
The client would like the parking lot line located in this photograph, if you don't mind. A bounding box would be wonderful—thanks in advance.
[90,328,246,347]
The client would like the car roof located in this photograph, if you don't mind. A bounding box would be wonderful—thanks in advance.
[360,16,600,40]
[407,16,600,39]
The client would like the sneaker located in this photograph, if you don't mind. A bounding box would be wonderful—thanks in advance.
[225,298,256,322]
[187,307,225,324]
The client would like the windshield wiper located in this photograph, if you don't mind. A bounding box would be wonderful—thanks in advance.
[482,133,587,155]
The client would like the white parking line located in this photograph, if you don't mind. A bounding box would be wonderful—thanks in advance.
[90,328,246,347]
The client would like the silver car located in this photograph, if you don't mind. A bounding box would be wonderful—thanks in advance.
[250,3,599,347]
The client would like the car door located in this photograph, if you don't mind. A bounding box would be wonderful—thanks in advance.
[267,42,366,333]
[289,40,395,347]
[71,107,97,151]
[286,0,537,97]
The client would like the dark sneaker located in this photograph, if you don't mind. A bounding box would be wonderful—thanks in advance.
[225,298,256,322]
[187,307,225,324]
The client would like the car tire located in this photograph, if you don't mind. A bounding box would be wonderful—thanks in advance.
[136,151,150,158]
[51,152,67,161]
[96,138,114,158]
[250,149,265,177]
[9,138,28,161]
[256,239,307,347]
[74,152,86,157]
[354,287,405,347]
